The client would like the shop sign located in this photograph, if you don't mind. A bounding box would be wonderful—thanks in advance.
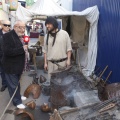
[9,0,18,11]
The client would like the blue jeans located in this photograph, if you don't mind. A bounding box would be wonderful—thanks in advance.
[0,66,7,87]
[5,73,22,106]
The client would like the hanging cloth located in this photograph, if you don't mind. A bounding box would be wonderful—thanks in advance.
[46,30,59,46]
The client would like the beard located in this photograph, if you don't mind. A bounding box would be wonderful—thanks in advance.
[47,27,55,34]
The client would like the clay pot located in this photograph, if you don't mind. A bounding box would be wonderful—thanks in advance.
[25,101,36,109]
[40,103,51,112]
[40,75,47,83]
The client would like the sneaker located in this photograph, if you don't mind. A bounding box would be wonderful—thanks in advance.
[21,96,27,101]
[17,104,26,109]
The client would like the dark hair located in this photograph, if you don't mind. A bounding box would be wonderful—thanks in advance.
[45,16,58,29]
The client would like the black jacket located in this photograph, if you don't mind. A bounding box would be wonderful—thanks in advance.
[2,30,25,74]
[0,30,3,64]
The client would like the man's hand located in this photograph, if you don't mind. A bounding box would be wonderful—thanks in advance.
[66,59,71,66]
[66,51,72,66]
[44,53,48,71]
[23,45,28,51]
[44,63,48,71]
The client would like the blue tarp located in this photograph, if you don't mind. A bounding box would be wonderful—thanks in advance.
[73,0,120,83]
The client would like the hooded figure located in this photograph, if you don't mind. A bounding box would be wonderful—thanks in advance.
[43,16,72,82]
[45,17,59,46]
[45,17,58,30]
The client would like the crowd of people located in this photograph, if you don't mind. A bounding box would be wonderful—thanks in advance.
[0,17,72,109]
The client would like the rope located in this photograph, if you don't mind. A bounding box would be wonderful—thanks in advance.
[0,80,20,120]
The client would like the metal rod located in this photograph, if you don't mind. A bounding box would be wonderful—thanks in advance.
[104,71,112,84]
[95,71,102,79]
[0,85,18,120]
[91,67,100,76]
[98,65,108,81]
[94,66,108,86]
[0,75,23,120]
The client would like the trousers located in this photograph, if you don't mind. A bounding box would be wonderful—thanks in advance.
[0,65,7,86]
[5,73,22,106]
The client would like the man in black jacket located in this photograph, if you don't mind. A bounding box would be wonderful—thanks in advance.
[2,20,28,109]
[0,20,11,92]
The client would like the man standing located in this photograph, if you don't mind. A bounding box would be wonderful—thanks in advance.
[0,20,11,92]
[2,20,27,109]
[43,17,72,81]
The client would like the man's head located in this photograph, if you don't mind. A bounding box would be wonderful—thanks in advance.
[1,20,11,33]
[14,20,26,37]
[45,17,58,33]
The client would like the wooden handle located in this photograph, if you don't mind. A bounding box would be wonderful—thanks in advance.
[99,103,116,113]
[104,71,112,83]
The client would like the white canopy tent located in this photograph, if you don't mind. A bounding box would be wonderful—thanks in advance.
[0,10,9,20]
[16,0,99,76]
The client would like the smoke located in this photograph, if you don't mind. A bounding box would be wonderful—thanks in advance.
[51,70,100,108]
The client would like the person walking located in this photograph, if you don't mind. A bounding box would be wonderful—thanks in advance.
[0,20,11,92]
[43,17,72,82]
[2,20,27,109]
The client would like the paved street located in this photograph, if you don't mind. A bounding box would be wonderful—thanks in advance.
[0,69,50,120]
